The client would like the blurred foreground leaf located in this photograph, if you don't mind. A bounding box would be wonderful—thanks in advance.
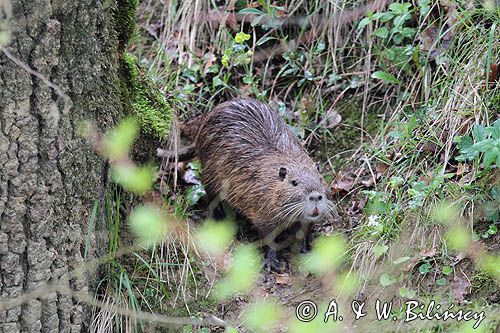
[112,164,153,195]
[214,245,261,299]
[445,225,471,251]
[301,234,347,274]
[243,301,282,333]
[129,205,169,248]
[196,220,236,256]
[103,117,138,159]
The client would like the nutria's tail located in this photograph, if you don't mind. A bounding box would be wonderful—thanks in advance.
[157,145,196,161]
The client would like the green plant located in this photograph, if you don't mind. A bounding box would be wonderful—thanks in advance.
[455,119,500,169]
[358,2,417,73]
[238,0,285,30]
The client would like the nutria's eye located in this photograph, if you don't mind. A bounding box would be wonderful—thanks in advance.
[279,167,287,181]
[291,180,298,187]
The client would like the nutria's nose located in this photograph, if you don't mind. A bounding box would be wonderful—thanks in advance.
[308,192,323,202]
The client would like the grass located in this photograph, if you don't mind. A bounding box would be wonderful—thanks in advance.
[90,0,500,332]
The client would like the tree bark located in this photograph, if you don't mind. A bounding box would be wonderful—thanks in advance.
[0,0,125,331]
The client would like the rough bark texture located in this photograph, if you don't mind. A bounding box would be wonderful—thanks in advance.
[0,0,124,331]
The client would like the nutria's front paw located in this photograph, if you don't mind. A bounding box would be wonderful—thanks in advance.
[264,248,281,272]
[299,238,311,253]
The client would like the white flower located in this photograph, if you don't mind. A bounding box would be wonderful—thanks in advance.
[367,214,380,227]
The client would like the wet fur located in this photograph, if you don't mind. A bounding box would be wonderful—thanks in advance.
[195,99,336,256]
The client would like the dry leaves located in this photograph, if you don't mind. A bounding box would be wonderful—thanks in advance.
[450,273,471,304]
[274,273,292,285]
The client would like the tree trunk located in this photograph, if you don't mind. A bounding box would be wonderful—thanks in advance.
[0,0,126,331]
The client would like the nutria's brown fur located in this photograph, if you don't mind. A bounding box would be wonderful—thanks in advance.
[195,99,336,269]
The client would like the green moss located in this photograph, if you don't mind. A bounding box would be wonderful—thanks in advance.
[114,0,138,50]
[122,53,172,138]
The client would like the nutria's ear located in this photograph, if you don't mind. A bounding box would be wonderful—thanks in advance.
[279,167,287,181]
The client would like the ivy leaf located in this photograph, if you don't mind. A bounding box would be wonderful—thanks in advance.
[371,71,400,84]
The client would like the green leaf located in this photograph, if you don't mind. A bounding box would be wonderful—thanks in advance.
[436,278,447,286]
[301,234,347,274]
[103,117,138,159]
[129,205,168,248]
[442,266,453,275]
[357,17,372,31]
[112,164,153,195]
[488,225,498,235]
[374,244,389,258]
[214,245,261,299]
[256,36,277,46]
[418,262,432,274]
[399,287,416,298]
[213,75,225,87]
[401,27,416,37]
[446,226,471,251]
[238,8,263,15]
[196,220,236,256]
[393,256,411,265]
[472,138,494,152]
[243,301,282,333]
[483,147,498,166]
[389,2,411,14]
[473,124,487,141]
[186,184,206,206]
[373,12,394,22]
[371,71,400,84]
[373,27,389,39]
[380,273,396,287]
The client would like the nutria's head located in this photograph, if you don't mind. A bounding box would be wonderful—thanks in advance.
[268,158,337,224]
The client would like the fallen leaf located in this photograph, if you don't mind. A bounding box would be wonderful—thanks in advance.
[419,24,452,63]
[360,177,375,187]
[183,166,201,185]
[450,274,471,304]
[347,198,367,216]
[319,109,342,128]
[420,247,438,258]
[275,273,292,285]
[375,163,388,175]
[487,63,499,87]
[331,175,355,193]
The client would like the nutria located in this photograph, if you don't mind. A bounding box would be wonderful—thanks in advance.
[194,99,337,270]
